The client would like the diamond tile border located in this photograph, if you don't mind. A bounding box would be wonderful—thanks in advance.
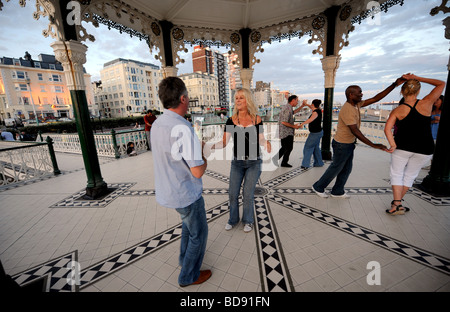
[9,167,450,292]
[78,199,231,290]
[268,193,450,276]
[121,188,229,196]
[383,179,450,206]
[49,183,136,208]
[12,251,78,292]
[253,196,294,292]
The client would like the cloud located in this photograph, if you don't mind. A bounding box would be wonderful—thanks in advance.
[1,0,447,105]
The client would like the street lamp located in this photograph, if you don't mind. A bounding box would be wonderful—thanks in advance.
[25,78,39,125]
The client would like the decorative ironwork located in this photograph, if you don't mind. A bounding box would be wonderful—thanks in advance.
[230,32,240,44]
[251,31,261,43]
[340,5,352,21]
[48,130,148,158]
[0,142,54,187]
[351,0,405,24]
[93,13,149,42]
[430,0,450,15]
[312,16,325,30]
[185,38,230,49]
[264,30,307,43]
[172,27,184,41]
[151,21,161,36]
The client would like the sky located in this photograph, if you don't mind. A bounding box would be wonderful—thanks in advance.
[0,0,448,104]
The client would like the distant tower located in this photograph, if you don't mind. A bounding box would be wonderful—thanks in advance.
[192,45,230,110]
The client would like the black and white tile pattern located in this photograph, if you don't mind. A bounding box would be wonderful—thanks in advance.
[50,183,136,208]
[267,193,450,275]
[12,251,78,292]
[11,166,450,292]
[254,196,294,292]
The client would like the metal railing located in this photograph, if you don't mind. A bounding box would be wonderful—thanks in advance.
[0,138,60,187]
[201,120,389,146]
[40,128,149,158]
[36,120,389,159]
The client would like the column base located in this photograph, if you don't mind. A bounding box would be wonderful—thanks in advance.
[321,150,332,161]
[83,183,110,200]
[418,175,450,197]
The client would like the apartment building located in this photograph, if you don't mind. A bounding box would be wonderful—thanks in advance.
[0,52,96,123]
[95,58,162,118]
[179,72,219,114]
[192,46,231,110]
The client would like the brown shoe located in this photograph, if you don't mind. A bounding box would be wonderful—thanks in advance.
[179,270,212,287]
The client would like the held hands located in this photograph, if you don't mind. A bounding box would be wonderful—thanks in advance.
[372,143,390,153]
[399,73,417,84]
[386,144,397,154]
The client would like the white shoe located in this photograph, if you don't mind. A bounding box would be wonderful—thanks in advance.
[331,192,351,199]
[225,223,234,231]
[243,224,253,233]
[312,185,328,198]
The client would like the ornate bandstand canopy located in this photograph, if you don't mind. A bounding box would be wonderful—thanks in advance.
[13,0,410,79]
[1,0,448,197]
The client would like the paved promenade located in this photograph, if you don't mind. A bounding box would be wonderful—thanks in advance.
[1,142,449,294]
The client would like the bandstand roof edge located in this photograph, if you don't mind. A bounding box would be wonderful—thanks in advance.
[1,0,426,68]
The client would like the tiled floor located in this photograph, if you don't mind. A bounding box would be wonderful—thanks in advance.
[1,142,449,293]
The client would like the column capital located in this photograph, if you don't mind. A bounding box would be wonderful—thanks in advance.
[161,66,178,78]
[240,68,254,90]
[50,40,88,90]
[321,55,341,89]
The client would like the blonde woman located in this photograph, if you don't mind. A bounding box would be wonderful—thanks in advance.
[210,88,271,232]
[384,74,445,215]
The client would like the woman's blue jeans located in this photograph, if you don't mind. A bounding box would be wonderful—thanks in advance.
[302,130,324,168]
[175,196,208,285]
[313,140,355,196]
[228,159,262,226]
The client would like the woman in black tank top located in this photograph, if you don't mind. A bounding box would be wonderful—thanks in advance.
[384,74,445,215]
[299,99,324,169]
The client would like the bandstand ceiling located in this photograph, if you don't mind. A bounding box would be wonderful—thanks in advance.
[126,0,352,30]
[73,0,405,67]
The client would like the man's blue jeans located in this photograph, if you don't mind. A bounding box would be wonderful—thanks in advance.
[302,130,324,168]
[175,196,208,285]
[228,159,262,226]
[312,140,355,196]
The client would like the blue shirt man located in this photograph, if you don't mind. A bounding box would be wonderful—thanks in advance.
[151,76,211,287]
[0,131,15,141]
[152,109,203,208]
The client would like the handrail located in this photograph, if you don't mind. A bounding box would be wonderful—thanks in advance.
[0,140,60,187]
[0,141,47,152]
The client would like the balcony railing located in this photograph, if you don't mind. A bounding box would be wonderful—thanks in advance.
[35,120,389,160]
[0,140,60,187]
[201,120,389,146]
[42,128,148,158]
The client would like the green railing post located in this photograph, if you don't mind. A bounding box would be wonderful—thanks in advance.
[46,136,61,175]
[111,129,120,159]
[38,130,43,142]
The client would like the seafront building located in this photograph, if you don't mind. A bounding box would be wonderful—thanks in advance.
[179,71,219,114]
[0,52,96,122]
[93,58,162,118]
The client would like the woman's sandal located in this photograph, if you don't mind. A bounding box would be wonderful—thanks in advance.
[400,199,410,212]
[386,200,406,215]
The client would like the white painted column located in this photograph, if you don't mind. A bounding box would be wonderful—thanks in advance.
[161,66,179,78]
[321,55,341,89]
[50,40,88,91]
[240,68,254,90]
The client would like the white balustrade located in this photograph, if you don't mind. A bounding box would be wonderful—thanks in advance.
[0,142,54,186]
[36,121,388,158]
